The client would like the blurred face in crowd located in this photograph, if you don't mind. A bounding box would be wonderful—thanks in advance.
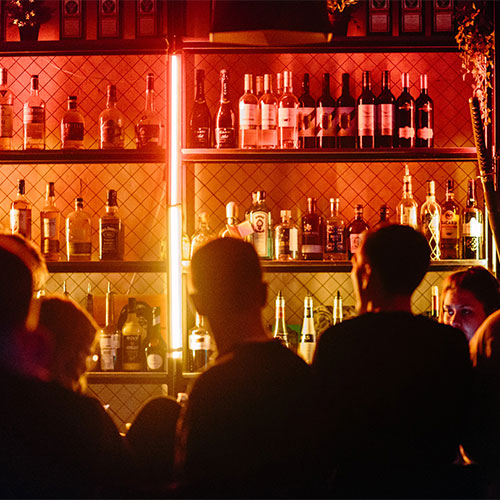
[442,287,487,341]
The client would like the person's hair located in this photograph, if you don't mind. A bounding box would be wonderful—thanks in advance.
[38,295,98,393]
[362,224,431,296]
[190,238,264,315]
[442,266,500,317]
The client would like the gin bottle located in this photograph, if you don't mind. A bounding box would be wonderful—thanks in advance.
[249,190,273,259]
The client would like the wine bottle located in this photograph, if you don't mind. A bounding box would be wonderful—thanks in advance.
[145,307,167,372]
[357,71,375,148]
[0,68,14,150]
[316,73,336,148]
[396,165,418,229]
[324,197,346,260]
[215,69,236,148]
[462,178,483,260]
[99,189,124,261]
[24,75,45,150]
[65,197,92,261]
[396,72,415,147]
[40,182,61,262]
[298,73,316,149]
[440,179,461,259]
[347,204,370,259]
[375,70,396,148]
[135,73,164,149]
[10,179,32,240]
[188,313,212,372]
[122,297,145,371]
[298,293,316,364]
[99,283,118,372]
[61,95,85,149]
[189,69,212,148]
[273,291,288,347]
[99,84,125,149]
[259,73,278,149]
[301,197,324,260]
[255,75,264,99]
[239,74,259,149]
[278,71,299,149]
[420,180,441,260]
[415,74,434,147]
[337,73,356,148]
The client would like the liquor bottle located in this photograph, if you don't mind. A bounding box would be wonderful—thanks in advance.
[0,68,14,150]
[10,179,31,240]
[337,73,356,148]
[99,283,118,371]
[278,70,299,149]
[375,70,396,148]
[249,190,272,259]
[298,73,316,149]
[239,74,259,149]
[255,75,264,99]
[440,179,461,259]
[396,165,418,229]
[376,204,391,228]
[462,178,483,260]
[99,189,124,261]
[347,204,370,259]
[145,307,167,372]
[99,84,125,149]
[65,197,92,261]
[259,74,278,149]
[396,72,415,148]
[430,285,439,320]
[274,210,299,261]
[273,291,288,347]
[333,290,343,325]
[188,313,212,372]
[122,297,145,371]
[415,74,434,147]
[85,283,94,317]
[40,182,60,262]
[188,69,212,148]
[324,197,346,261]
[316,73,336,148]
[220,201,240,238]
[357,71,376,148]
[298,293,316,364]
[301,197,324,260]
[215,69,236,148]
[61,96,84,149]
[24,75,45,150]
[420,180,441,260]
[190,211,216,258]
[135,73,163,149]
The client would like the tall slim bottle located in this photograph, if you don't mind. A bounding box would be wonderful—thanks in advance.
[10,179,31,240]
[316,73,336,148]
[396,165,418,229]
[215,69,236,148]
[420,180,441,260]
[337,73,356,148]
[249,190,272,259]
[273,291,288,347]
[239,74,259,149]
[278,71,299,149]
[135,73,163,149]
[24,75,45,150]
[347,204,370,259]
[396,72,415,147]
[298,73,316,149]
[99,283,119,372]
[462,178,483,259]
[324,197,346,260]
[122,297,145,371]
[40,182,60,262]
[0,68,14,150]
[99,189,124,261]
[189,69,212,148]
[99,84,125,149]
[298,293,316,364]
[301,197,324,260]
[255,76,264,99]
[188,313,212,372]
[440,179,461,259]
[259,74,278,149]
[357,71,375,148]
[415,74,434,147]
[65,197,92,261]
[375,70,396,148]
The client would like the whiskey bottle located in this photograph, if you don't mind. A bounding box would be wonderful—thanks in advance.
[324,197,346,261]
[415,74,434,148]
[10,179,31,240]
[278,70,299,149]
[440,179,461,259]
[259,74,278,149]
[99,189,124,261]
[298,73,316,149]
[189,69,212,148]
[420,180,441,260]
[145,306,167,372]
[375,70,396,148]
[301,197,324,260]
[462,178,483,260]
[333,290,343,325]
[337,73,356,148]
[298,293,316,364]
[316,73,336,148]
[135,73,163,149]
[249,190,273,259]
[122,297,145,371]
[99,84,125,149]
[61,96,84,149]
[273,291,288,347]
[215,69,236,148]
[24,75,45,150]
[188,313,212,372]
[99,283,118,372]
[274,210,299,261]
[40,182,60,262]
[357,71,375,148]
[347,204,370,259]
[396,165,418,229]
[0,68,13,150]
[190,212,216,258]
[239,74,259,149]
[65,197,92,261]
[396,72,415,147]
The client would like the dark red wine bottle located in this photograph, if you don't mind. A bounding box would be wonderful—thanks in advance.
[415,74,434,147]
[396,72,415,148]
[316,73,336,148]
[336,73,356,148]
[298,73,316,149]
[375,70,395,148]
[357,71,375,148]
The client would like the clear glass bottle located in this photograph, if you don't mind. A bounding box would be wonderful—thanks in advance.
[239,74,259,149]
[273,291,288,347]
[99,189,124,261]
[135,73,164,149]
[420,180,441,260]
[298,73,316,149]
[462,178,483,260]
[324,197,346,261]
[259,73,278,149]
[337,73,356,148]
[396,165,418,229]
[316,72,336,148]
[99,283,119,372]
[220,201,241,238]
[276,72,283,97]
[188,313,212,372]
[0,68,14,150]
[145,306,167,372]
[189,69,212,148]
[375,70,396,148]
[99,84,125,149]
[122,297,145,371]
[249,190,273,259]
[298,293,316,364]
[24,75,45,150]
[357,71,375,148]
[40,182,60,262]
[274,210,299,261]
[301,197,324,260]
[396,72,415,148]
[440,179,461,259]
[190,211,216,258]
[10,179,31,240]
[278,70,299,149]
[215,69,236,148]
[61,96,84,149]
[415,74,434,148]
[347,204,370,259]
[333,290,343,325]
[66,197,92,261]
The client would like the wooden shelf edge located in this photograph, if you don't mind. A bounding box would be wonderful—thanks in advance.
[47,261,167,273]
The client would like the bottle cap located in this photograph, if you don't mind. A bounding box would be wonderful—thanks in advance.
[106,189,118,207]
[18,179,25,194]
[128,297,136,311]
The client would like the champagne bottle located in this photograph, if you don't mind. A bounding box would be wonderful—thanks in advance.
[298,73,316,149]
[24,75,45,150]
[215,69,236,148]
[440,179,461,259]
[239,74,259,149]
[337,73,356,148]
[99,189,124,261]
[10,179,31,240]
[61,95,85,149]
[415,74,434,147]
[259,73,278,149]
[375,70,396,148]
[135,73,164,149]
[188,313,212,372]
[0,68,14,150]
[420,180,441,260]
[278,71,299,149]
[145,307,167,372]
[347,204,370,259]
[357,71,375,148]
[122,297,145,371]
[324,197,346,261]
[65,197,92,261]
[40,182,60,262]
[298,293,316,364]
[462,178,483,259]
[396,72,415,147]
[396,165,418,229]
[99,84,125,149]
[301,197,324,260]
[189,69,212,148]
[316,73,336,148]
[273,291,288,347]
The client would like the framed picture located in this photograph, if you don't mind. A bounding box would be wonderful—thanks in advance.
[368,0,391,35]
[98,0,122,39]
[433,0,454,33]
[400,0,423,34]
[60,0,84,39]
[136,0,160,37]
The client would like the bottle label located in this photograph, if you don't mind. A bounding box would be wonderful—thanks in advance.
[401,208,418,228]
[136,124,160,147]
[68,242,91,255]
[463,217,482,237]
[350,233,362,253]
[298,107,315,137]
[251,211,269,256]
[278,107,297,128]
[43,217,57,238]
[100,222,120,255]
[101,120,123,146]
[100,337,114,371]
[336,106,356,137]
[298,339,315,364]
[358,104,375,136]
[316,106,335,137]
[441,211,459,238]
[0,104,13,138]
[42,238,59,255]
[147,353,164,370]
[379,103,394,136]
[302,244,322,254]
[189,332,211,351]
[24,106,44,124]
[239,103,258,128]
[399,126,415,139]
[289,227,298,252]
[10,209,31,239]
[216,127,235,147]
[326,224,345,253]
[100,335,113,349]
[123,334,141,362]
[62,122,84,142]
[417,127,433,140]
[261,104,277,129]
[191,127,210,147]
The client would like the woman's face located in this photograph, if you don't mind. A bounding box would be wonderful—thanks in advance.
[442,288,487,341]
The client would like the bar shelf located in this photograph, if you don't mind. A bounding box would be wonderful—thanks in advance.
[47,261,167,274]
[87,371,168,384]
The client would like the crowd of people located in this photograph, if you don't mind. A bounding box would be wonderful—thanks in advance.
[0,225,499,498]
